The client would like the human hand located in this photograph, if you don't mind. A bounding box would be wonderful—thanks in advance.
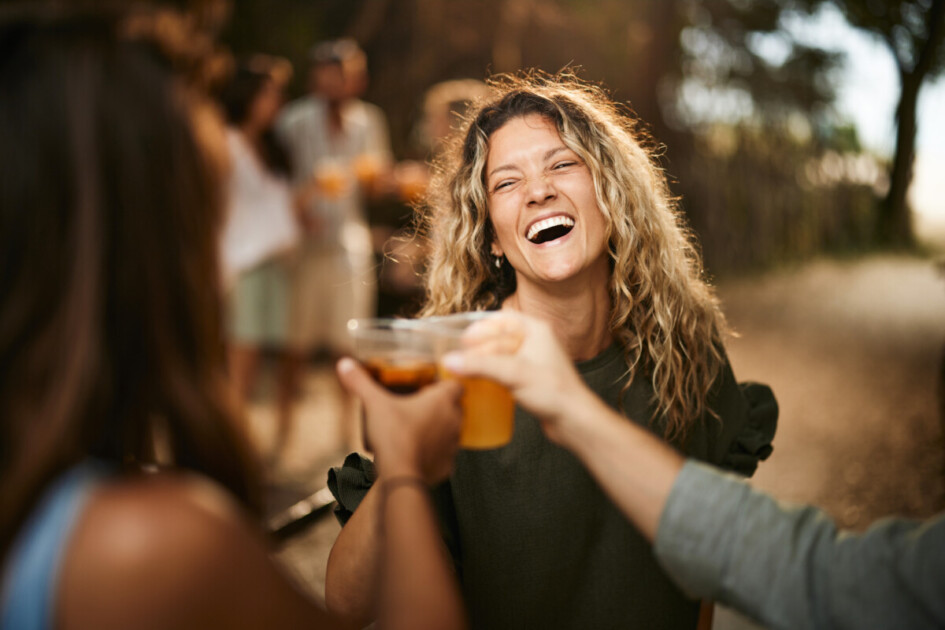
[336,358,463,484]
[441,313,602,446]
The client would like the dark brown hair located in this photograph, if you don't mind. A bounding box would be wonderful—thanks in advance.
[0,3,261,560]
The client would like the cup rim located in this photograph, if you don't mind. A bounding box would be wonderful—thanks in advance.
[416,311,502,337]
[346,317,432,342]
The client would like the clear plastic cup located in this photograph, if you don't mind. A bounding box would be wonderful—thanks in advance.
[423,312,516,450]
[346,318,438,395]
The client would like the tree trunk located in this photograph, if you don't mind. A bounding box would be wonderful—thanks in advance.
[878,0,945,247]
[879,68,920,247]
[633,0,681,150]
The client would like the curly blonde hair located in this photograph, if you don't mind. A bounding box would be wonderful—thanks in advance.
[417,72,728,442]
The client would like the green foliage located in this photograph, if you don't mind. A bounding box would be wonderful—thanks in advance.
[817,0,945,246]
[219,0,364,97]
[678,125,880,272]
[677,0,841,124]
[825,0,945,78]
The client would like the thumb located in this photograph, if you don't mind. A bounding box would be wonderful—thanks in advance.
[336,357,387,406]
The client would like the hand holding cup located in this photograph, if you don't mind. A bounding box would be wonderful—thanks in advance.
[337,358,462,483]
[441,312,600,447]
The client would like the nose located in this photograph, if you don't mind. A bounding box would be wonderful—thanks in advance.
[525,174,556,206]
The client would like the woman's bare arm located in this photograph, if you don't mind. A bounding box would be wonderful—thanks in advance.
[324,483,383,625]
[335,358,467,630]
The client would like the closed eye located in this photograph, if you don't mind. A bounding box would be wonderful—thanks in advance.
[493,179,517,192]
[552,160,579,171]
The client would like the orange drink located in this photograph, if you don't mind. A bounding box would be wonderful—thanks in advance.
[353,153,381,188]
[348,318,439,452]
[364,356,438,394]
[347,318,438,393]
[314,162,347,199]
[425,312,516,450]
[442,370,515,449]
[394,161,428,203]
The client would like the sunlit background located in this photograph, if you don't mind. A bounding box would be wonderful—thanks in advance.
[216,0,945,269]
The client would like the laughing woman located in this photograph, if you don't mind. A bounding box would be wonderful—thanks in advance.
[325,73,778,630]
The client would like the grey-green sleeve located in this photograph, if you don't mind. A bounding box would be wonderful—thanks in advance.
[654,461,945,630]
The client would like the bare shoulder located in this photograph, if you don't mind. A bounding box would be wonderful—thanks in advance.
[58,472,336,630]
[64,472,252,579]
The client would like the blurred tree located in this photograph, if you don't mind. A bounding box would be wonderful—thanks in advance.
[817,0,945,247]
[218,0,363,96]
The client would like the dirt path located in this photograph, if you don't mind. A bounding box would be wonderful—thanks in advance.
[714,254,945,629]
[266,253,945,627]
[721,254,945,523]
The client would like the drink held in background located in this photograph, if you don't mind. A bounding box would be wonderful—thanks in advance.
[313,160,347,200]
[427,312,515,450]
[352,153,382,191]
[393,160,428,204]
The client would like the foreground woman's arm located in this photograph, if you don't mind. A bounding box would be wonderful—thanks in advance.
[334,358,468,630]
[324,483,383,625]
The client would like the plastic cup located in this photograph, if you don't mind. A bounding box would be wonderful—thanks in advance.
[423,312,516,450]
[346,318,438,394]
[353,153,381,188]
[314,161,347,200]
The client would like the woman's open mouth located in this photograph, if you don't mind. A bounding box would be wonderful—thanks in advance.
[526,215,575,244]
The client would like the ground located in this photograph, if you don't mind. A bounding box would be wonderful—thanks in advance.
[251,253,945,629]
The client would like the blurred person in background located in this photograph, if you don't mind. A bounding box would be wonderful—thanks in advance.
[0,4,471,629]
[324,73,778,630]
[374,78,493,316]
[276,38,391,450]
[444,312,945,630]
[414,79,490,158]
[218,55,301,464]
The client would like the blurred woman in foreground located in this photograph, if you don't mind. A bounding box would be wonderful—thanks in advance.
[0,5,465,629]
[326,73,778,629]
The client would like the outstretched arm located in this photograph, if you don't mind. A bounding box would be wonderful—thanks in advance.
[445,313,945,630]
[442,314,683,541]
[656,461,945,630]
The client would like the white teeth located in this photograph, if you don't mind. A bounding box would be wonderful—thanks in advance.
[526,216,575,241]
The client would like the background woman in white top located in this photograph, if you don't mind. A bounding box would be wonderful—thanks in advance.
[219,56,302,461]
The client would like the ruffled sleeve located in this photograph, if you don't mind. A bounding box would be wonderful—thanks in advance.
[327,452,377,526]
[719,382,778,477]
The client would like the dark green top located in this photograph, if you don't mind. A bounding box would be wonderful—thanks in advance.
[329,343,777,630]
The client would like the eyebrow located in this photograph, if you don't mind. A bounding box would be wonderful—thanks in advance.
[486,146,571,181]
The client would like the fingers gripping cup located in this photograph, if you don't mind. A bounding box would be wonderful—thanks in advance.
[427,312,516,450]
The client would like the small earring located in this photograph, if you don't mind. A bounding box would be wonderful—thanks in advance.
[494,255,503,269]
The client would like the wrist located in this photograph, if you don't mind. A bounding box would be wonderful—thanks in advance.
[376,454,424,482]
[556,390,616,453]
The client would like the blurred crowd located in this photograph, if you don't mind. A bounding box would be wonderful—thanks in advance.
[216,39,487,461]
